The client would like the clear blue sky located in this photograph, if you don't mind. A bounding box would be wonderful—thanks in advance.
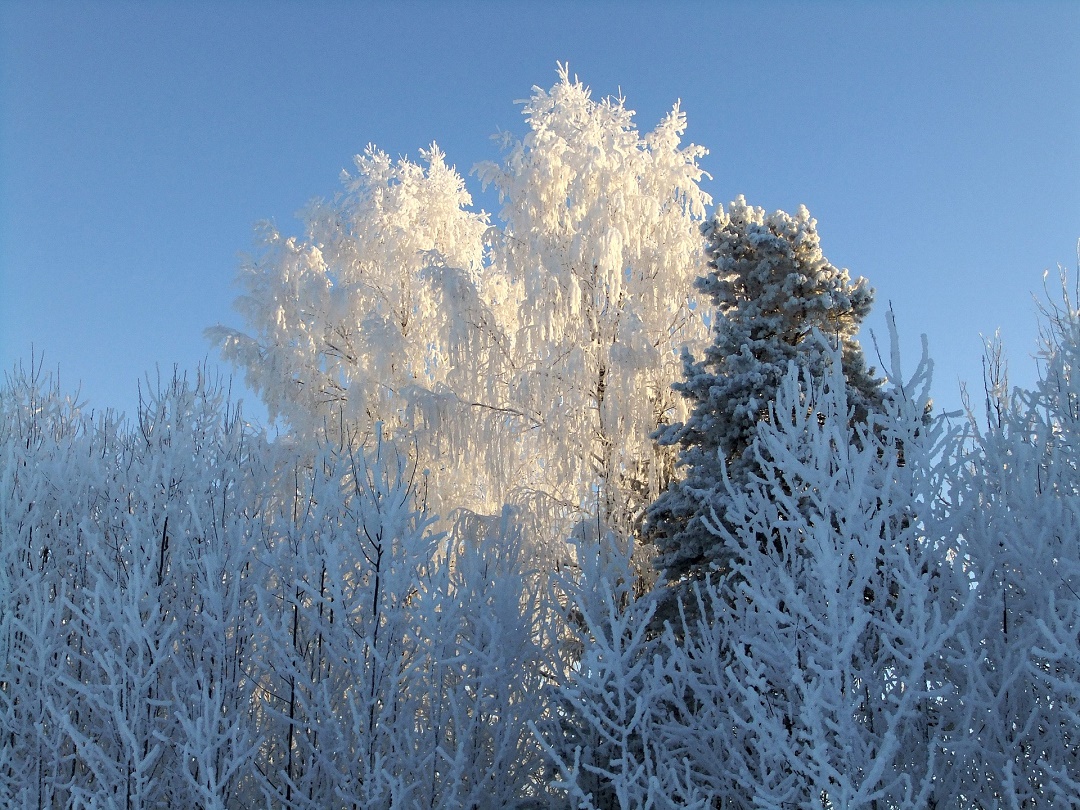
[2,1,1077,423]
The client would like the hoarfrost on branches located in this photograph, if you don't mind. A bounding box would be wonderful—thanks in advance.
[209,66,711,567]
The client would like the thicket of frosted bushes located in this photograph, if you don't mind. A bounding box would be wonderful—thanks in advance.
[1,363,563,808]
[3,286,1079,808]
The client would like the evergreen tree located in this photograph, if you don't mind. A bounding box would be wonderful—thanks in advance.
[646,196,882,591]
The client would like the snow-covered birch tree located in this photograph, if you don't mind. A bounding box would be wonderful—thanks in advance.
[209,67,711,562]
[475,65,711,548]
[207,145,499,523]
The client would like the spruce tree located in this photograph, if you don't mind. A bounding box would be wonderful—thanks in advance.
[646,196,882,591]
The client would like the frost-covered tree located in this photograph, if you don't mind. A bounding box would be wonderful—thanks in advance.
[475,65,711,546]
[665,334,969,809]
[250,436,559,809]
[248,432,434,808]
[207,145,499,522]
[0,359,100,808]
[209,67,710,562]
[940,270,1080,806]
[411,510,560,808]
[646,196,882,592]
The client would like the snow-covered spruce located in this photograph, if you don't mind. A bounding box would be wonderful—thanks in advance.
[647,196,883,600]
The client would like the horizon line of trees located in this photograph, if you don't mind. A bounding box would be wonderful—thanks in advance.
[2,69,1077,808]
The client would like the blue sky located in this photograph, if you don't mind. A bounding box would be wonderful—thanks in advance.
[1,1,1077,422]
